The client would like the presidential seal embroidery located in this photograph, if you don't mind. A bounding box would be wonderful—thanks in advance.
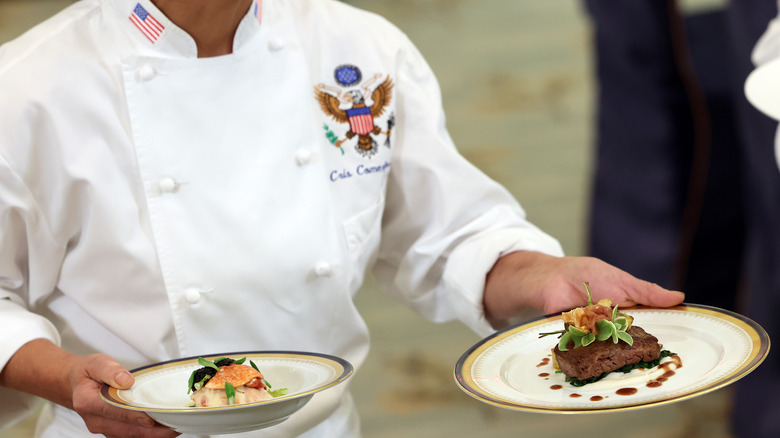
[315,64,394,157]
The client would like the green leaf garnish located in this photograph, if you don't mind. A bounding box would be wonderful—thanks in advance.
[188,371,196,394]
[558,331,573,351]
[544,283,634,350]
[248,360,272,389]
[581,333,596,347]
[595,320,613,341]
[234,357,247,365]
[225,382,236,405]
[584,282,594,305]
[198,357,219,371]
[188,357,219,394]
[191,375,211,392]
[558,326,588,351]
[617,330,634,345]
[269,388,288,397]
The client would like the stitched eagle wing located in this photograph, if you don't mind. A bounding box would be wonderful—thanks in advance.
[370,77,394,117]
[314,88,348,123]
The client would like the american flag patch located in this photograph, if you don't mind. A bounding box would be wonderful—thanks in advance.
[254,0,263,24]
[129,3,164,43]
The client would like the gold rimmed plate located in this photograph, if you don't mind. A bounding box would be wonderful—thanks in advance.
[101,351,352,434]
[454,304,769,413]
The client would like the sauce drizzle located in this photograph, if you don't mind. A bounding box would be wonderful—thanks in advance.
[538,354,683,402]
[645,354,682,388]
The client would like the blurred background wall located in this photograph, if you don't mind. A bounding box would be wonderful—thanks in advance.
[0,1,736,437]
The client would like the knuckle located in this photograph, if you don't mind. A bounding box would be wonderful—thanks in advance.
[70,394,92,415]
[84,352,116,367]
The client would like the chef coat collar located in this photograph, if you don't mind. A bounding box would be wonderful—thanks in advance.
[104,0,265,58]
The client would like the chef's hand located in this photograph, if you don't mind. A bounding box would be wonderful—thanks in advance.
[483,251,685,325]
[0,339,179,438]
[70,352,180,437]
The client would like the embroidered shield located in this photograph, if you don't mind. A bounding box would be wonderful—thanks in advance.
[346,107,375,135]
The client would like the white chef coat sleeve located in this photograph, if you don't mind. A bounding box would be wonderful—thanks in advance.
[750,2,780,170]
[0,156,62,429]
[752,1,780,67]
[373,35,564,338]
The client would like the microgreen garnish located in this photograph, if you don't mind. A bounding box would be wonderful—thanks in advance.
[188,371,196,394]
[188,357,220,394]
[189,374,211,393]
[269,388,288,397]
[584,283,593,305]
[557,325,595,351]
[188,356,289,401]
[225,382,236,405]
[538,282,634,351]
[198,357,219,371]
[594,305,634,345]
[248,360,273,388]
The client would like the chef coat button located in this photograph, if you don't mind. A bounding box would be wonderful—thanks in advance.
[295,150,312,166]
[314,262,333,277]
[136,65,156,82]
[159,177,177,193]
[185,289,202,304]
[268,36,286,51]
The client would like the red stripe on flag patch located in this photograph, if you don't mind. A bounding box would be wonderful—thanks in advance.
[129,3,165,43]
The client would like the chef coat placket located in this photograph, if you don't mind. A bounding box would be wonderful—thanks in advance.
[120,25,349,357]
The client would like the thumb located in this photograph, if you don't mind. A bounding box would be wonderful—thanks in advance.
[84,355,135,390]
[111,369,134,390]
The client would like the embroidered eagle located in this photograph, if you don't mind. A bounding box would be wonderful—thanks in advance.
[315,73,394,156]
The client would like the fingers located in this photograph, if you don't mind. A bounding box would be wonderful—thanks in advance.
[622,278,685,308]
[580,259,685,309]
[85,414,180,438]
[519,254,685,314]
[70,355,180,438]
[485,251,686,323]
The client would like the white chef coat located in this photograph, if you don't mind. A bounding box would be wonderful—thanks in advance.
[0,0,563,436]
[747,0,780,167]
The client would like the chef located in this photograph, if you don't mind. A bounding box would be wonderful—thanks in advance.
[0,0,685,437]
[736,3,780,437]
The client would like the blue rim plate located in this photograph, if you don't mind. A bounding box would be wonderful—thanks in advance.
[101,351,353,434]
